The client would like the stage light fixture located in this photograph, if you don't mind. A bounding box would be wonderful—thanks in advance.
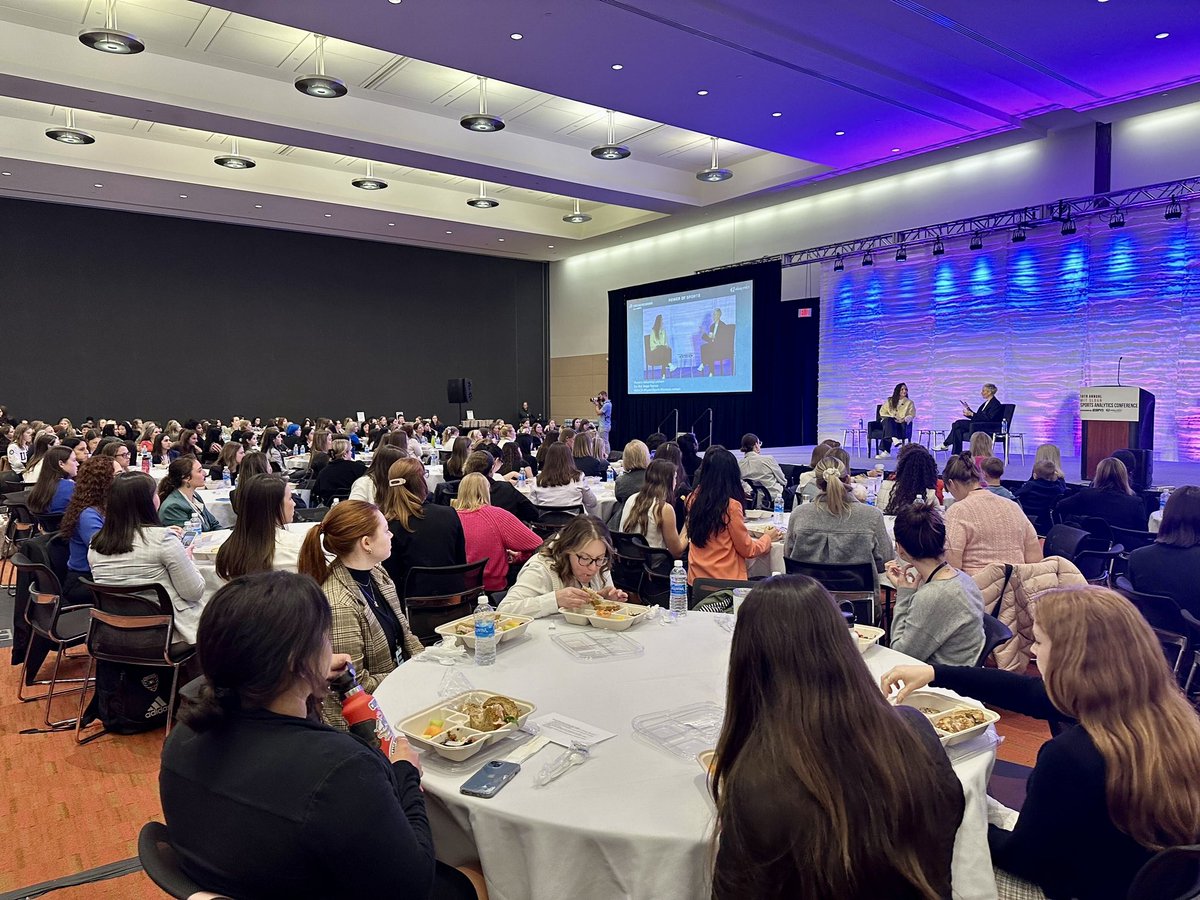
[295,35,347,97]
[79,0,144,54]
[970,232,983,250]
[562,199,592,224]
[1012,226,1027,242]
[45,108,94,145]
[932,238,945,256]
[1061,215,1077,236]
[696,137,732,182]
[467,181,500,209]
[861,251,874,267]
[1165,197,1182,220]
[895,245,907,262]
[833,256,844,271]
[460,76,505,132]
[214,137,256,170]
[591,109,631,160]
[1108,209,1125,228]
[352,160,388,191]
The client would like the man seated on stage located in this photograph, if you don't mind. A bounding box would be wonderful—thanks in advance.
[940,383,1003,454]
[698,307,729,376]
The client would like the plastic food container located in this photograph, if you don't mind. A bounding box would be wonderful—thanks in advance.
[398,690,536,762]
[551,630,644,662]
[851,624,885,650]
[632,702,725,760]
[434,613,533,650]
[900,690,1001,747]
[696,749,716,773]
[558,601,650,632]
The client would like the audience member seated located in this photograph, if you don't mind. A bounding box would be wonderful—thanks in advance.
[313,439,366,506]
[101,439,132,471]
[652,441,692,523]
[881,443,941,515]
[62,436,89,463]
[944,453,1042,575]
[260,427,286,472]
[151,431,179,466]
[159,457,221,532]
[349,446,406,505]
[619,459,688,557]
[885,504,984,665]
[6,423,32,473]
[883,586,1200,900]
[463,451,537,523]
[176,428,203,461]
[786,456,893,573]
[797,440,842,501]
[160,572,484,899]
[614,440,649,508]
[645,432,668,455]
[1054,457,1146,531]
[677,432,703,481]
[737,433,787,506]
[712,576,964,900]
[26,446,76,516]
[443,436,472,482]
[58,456,115,604]
[452,474,543,595]
[497,516,627,618]
[308,428,332,478]
[282,422,303,454]
[380,457,466,592]
[496,442,531,482]
[529,443,598,515]
[200,426,225,465]
[980,457,1016,500]
[969,431,994,468]
[88,471,206,643]
[1127,485,1200,617]
[215,474,304,580]
[21,432,60,483]
[572,431,609,479]
[1034,443,1066,483]
[229,451,271,514]
[1015,459,1068,533]
[208,441,243,485]
[685,446,780,585]
[297,501,424,729]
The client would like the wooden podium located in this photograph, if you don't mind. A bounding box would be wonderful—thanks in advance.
[1079,386,1154,480]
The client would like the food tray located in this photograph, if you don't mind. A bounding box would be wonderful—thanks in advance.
[851,624,885,650]
[696,749,716,774]
[551,630,644,662]
[632,701,724,760]
[398,690,536,762]
[900,690,1001,747]
[744,509,772,520]
[558,601,650,632]
[434,613,533,650]
[190,531,228,560]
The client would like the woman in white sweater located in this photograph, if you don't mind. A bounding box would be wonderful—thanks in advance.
[215,474,306,581]
[87,471,207,644]
[497,516,627,619]
[528,442,597,515]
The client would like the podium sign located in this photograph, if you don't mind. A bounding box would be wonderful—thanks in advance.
[1079,385,1154,481]
[1080,387,1141,422]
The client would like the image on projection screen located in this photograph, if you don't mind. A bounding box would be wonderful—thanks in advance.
[626,280,754,395]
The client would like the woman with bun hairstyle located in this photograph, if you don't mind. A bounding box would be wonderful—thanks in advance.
[785,455,892,573]
[943,452,1041,574]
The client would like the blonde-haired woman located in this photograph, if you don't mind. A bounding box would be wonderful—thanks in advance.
[883,586,1200,899]
[785,456,892,573]
[1033,443,1065,483]
[969,431,994,467]
[452,473,542,595]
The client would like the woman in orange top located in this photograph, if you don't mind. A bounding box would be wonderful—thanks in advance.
[684,446,781,584]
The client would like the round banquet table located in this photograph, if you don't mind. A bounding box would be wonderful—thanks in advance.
[373,614,1000,900]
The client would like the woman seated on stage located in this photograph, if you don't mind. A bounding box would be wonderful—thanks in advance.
[1128,485,1200,618]
[159,571,484,900]
[646,313,672,377]
[1054,457,1146,531]
[620,459,688,557]
[497,515,626,619]
[881,444,942,514]
[529,442,598,515]
[944,453,1042,574]
[875,382,916,458]
[939,383,1003,454]
[786,456,892,573]
[685,447,781,584]
[712,576,964,900]
[883,586,1200,900]
[885,503,984,666]
[215,474,305,579]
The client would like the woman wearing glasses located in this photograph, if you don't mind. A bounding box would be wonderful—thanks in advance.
[497,515,628,618]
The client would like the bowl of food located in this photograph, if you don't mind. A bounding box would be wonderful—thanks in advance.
[398,690,536,761]
[930,706,999,746]
[744,509,772,520]
[434,613,532,650]
[851,624,885,650]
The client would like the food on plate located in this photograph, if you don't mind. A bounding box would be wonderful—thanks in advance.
[421,718,445,738]
[918,707,940,715]
[934,708,987,734]
[462,695,522,731]
[454,616,521,634]
[442,728,479,748]
[454,623,473,635]
[498,618,522,631]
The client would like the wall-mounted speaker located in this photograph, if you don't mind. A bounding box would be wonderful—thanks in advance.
[447,378,473,404]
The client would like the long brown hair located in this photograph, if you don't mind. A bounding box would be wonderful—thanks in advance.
[712,575,960,899]
[364,446,406,510]
[443,436,471,479]
[623,459,674,537]
[1091,457,1133,495]
[379,458,427,533]
[1038,586,1200,849]
[536,442,581,488]
[60,455,117,538]
[215,474,287,580]
[298,499,382,584]
[27,446,73,514]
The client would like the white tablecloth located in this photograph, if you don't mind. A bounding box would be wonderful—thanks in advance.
[191,521,317,600]
[373,615,999,900]
[517,481,618,524]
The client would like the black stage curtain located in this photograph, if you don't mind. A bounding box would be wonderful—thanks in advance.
[607,261,818,451]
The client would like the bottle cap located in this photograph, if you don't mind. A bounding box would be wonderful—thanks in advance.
[674,560,683,566]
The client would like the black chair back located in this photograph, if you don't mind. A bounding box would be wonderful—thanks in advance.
[976,613,1014,667]
[433,481,458,507]
[1112,526,1156,552]
[138,821,234,900]
[692,577,752,606]
[1054,514,1113,546]
[1043,524,1090,561]
[530,505,582,539]
[292,505,329,523]
[34,512,65,534]
[11,551,88,644]
[79,579,185,667]
[743,479,771,511]
[783,558,875,592]
[1126,843,1200,900]
[1017,492,1057,536]
[640,547,675,607]
[1116,576,1190,675]
[401,560,488,644]
[609,531,650,594]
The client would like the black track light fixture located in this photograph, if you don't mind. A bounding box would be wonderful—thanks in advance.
[79,0,144,54]
[1108,209,1125,228]
[1061,215,1077,236]
[1165,197,1182,220]
[295,35,347,98]
[861,251,874,267]
[591,110,631,160]
[833,256,844,271]
[1012,226,1027,242]
[895,245,907,262]
[970,232,983,250]
[460,76,505,132]
[932,237,945,256]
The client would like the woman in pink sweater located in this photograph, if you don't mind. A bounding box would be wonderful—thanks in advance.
[943,453,1042,574]
[453,473,544,593]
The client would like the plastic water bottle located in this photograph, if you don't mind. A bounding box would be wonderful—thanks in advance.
[866,480,877,507]
[1160,489,1171,512]
[140,449,151,473]
[669,560,688,621]
[859,417,864,432]
[606,467,615,484]
[221,466,232,488]
[517,471,526,489]
[185,513,202,544]
[474,594,496,666]
[773,495,784,524]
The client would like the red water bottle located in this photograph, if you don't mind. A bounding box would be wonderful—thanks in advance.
[331,664,395,757]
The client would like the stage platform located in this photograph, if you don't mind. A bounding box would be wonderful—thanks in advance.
[760,444,1200,490]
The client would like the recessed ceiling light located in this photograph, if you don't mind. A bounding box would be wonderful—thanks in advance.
[510,32,523,40]
[254,204,263,209]
[388,0,403,4]
[497,238,505,241]
[891,147,901,152]
[324,213,332,218]
[1155,32,1170,39]
[696,90,709,96]
[445,230,452,234]
[179,194,188,198]
[93,183,103,188]
[771,111,782,117]
[1,172,10,176]
[835,130,845,136]
[548,245,555,249]
[611,64,623,70]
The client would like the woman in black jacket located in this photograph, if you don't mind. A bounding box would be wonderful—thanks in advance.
[380,457,466,591]
[160,571,482,899]
[313,439,366,506]
[1053,457,1146,531]
[883,585,1200,900]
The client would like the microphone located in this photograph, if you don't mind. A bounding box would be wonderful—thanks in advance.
[1117,356,1123,386]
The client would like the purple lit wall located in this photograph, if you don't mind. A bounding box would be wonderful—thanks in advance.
[818,205,1200,462]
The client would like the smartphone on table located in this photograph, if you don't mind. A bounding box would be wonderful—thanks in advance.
[460,760,521,798]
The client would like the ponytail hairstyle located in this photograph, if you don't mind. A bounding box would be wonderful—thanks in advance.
[157,456,197,503]
[297,499,383,585]
[181,571,333,731]
[813,455,854,517]
[379,458,428,533]
[27,446,74,514]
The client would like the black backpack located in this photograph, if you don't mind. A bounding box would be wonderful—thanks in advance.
[82,662,171,734]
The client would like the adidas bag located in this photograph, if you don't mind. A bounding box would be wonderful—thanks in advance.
[83,662,171,733]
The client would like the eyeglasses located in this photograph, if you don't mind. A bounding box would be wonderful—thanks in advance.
[572,552,608,567]
[116,449,130,457]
